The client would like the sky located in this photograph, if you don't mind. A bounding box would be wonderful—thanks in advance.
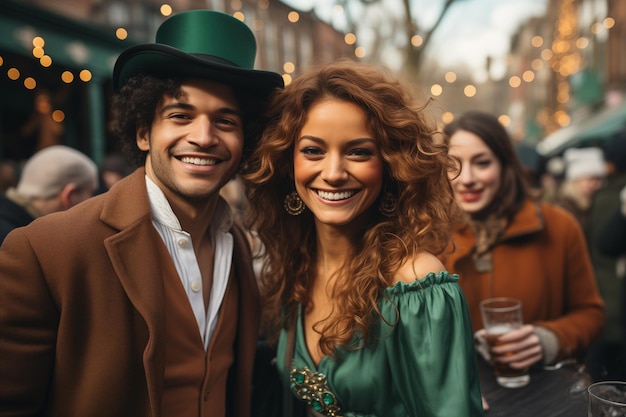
[281,0,548,80]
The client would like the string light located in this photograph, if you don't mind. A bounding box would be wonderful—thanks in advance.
[441,112,454,124]
[32,37,45,48]
[464,85,477,97]
[52,110,65,122]
[160,4,172,16]
[498,115,511,127]
[411,35,423,47]
[79,69,92,82]
[61,71,74,83]
[288,11,300,23]
[509,76,521,88]
[522,70,535,82]
[40,55,52,67]
[24,77,36,90]
[115,28,128,40]
[430,84,442,97]
[32,47,44,58]
[7,68,20,80]
[283,62,295,73]
[546,0,579,132]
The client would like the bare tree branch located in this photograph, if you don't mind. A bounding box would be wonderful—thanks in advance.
[404,0,457,74]
[329,0,461,75]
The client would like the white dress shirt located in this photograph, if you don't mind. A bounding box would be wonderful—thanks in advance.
[146,176,233,350]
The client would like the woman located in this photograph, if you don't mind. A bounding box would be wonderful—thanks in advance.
[442,111,605,379]
[243,61,483,416]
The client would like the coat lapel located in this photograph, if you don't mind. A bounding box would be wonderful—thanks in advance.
[101,168,166,416]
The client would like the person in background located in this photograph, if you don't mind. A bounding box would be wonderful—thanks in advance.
[0,159,18,193]
[540,155,566,203]
[585,132,626,382]
[97,152,135,193]
[596,185,626,258]
[514,142,544,190]
[555,146,606,240]
[219,174,264,279]
[18,90,65,154]
[219,174,249,228]
[0,145,98,244]
[243,60,483,417]
[442,111,605,409]
[0,10,283,417]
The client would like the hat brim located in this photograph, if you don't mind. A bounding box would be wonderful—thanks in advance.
[113,44,284,99]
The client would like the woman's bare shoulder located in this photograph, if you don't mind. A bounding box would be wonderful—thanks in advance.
[393,251,446,284]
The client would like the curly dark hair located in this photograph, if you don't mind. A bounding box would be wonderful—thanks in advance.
[111,74,270,167]
[242,60,463,354]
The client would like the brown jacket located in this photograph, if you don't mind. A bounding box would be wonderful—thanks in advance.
[0,168,260,417]
[442,200,605,361]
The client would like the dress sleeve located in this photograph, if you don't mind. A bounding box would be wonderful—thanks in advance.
[381,271,484,417]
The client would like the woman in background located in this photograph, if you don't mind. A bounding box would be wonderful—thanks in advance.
[442,111,604,393]
[244,61,483,416]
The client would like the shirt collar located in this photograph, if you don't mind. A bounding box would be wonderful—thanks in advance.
[145,175,233,234]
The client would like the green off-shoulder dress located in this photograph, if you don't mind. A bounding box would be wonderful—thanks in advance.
[276,271,484,417]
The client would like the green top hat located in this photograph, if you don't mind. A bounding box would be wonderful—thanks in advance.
[113,10,284,99]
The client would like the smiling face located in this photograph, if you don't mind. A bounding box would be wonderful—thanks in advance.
[448,129,502,214]
[137,79,244,207]
[293,98,384,228]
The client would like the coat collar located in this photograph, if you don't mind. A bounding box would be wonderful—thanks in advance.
[101,167,152,230]
[447,199,545,264]
[500,199,544,240]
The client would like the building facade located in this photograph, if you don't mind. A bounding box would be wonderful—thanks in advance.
[0,0,354,163]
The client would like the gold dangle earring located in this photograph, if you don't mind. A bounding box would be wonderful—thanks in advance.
[284,191,306,216]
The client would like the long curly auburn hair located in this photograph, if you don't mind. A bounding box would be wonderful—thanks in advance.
[242,60,462,354]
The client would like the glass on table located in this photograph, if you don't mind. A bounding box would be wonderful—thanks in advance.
[479,297,530,388]
[588,381,626,417]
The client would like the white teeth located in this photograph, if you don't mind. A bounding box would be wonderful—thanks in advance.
[180,156,217,166]
[317,190,356,201]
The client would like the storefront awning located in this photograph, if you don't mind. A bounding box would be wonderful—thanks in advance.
[537,101,626,157]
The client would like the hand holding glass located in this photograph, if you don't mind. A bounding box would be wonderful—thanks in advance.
[479,297,530,388]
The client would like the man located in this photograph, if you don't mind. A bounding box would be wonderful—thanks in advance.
[586,133,626,382]
[0,145,98,243]
[0,10,283,417]
[555,146,606,241]
[0,158,18,193]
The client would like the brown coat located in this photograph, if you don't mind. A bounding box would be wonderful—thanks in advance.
[441,199,605,361]
[0,168,260,417]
